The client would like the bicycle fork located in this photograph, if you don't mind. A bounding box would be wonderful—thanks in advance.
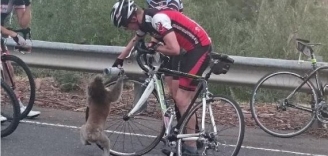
[124,79,154,119]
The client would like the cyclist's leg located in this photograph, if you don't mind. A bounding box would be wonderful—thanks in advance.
[168,56,181,119]
[162,55,179,99]
[169,55,200,131]
[175,45,210,152]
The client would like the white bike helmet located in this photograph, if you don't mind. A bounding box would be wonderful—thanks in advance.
[111,0,137,27]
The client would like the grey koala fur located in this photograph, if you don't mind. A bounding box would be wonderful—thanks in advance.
[80,75,124,156]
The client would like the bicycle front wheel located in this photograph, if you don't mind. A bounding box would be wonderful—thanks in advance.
[102,78,165,156]
[177,95,245,156]
[1,54,36,119]
[1,80,21,138]
[250,71,317,138]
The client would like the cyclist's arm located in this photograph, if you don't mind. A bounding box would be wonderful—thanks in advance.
[151,13,180,55]
[155,32,180,55]
[117,34,144,59]
[1,26,18,38]
[1,26,28,46]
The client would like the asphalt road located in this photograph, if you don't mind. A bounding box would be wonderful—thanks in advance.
[1,107,328,156]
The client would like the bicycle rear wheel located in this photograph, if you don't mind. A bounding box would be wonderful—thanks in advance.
[177,95,245,156]
[88,78,165,156]
[1,54,36,119]
[250,71,316,138]
[1,80,21,138]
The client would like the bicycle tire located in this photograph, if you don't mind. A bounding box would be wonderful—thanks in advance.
[250,71,317,138]
[1,80,21,138]
[177,94,245,156]
[1,54,36,119]
[85,78,165,156]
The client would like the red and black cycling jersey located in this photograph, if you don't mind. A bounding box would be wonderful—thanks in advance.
[136,7,211,52]
[1,0,25,26]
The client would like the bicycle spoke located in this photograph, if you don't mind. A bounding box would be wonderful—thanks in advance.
[177,95,245,156]
[122,123,127,151]
[107,120,124,138]
[251,72,316,137]
[104,79,164,155]
[127,121,136,150]
[112,121,125,149]
[132,119,161,133]
[129,121,147,147]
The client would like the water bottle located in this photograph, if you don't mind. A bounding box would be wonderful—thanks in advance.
[103,67,123,77]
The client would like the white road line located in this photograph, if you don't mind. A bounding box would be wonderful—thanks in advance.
[21,120,156,138]
[21,120,327,156]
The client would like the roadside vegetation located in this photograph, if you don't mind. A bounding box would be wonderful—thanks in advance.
[6,0,328,99]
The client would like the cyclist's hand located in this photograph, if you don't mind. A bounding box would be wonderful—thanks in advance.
[147,42,160,54]
[147,41,157,48]
[12,34,27,46]
[12,34,32,53]
[112,58,124,67]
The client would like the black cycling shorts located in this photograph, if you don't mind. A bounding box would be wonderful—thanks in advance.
[178,45,211,91]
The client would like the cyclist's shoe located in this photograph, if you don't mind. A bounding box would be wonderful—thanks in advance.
[20,105,41,119]
[182,144,199,156]
[1,115,7,123]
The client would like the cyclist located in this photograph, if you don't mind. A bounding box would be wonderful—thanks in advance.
[1,0,41,121]
[145,0,187,129]
[110,0,211,154]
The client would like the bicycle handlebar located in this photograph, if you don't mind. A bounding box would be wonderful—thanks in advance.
[134,39,169,74]
[3,27,32,54]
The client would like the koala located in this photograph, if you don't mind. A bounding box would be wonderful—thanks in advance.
[80,75,124,156]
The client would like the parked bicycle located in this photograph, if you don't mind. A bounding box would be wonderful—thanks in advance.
[250,38,328,138]
[101,39,245,156]
[1,27,37,119]
[1,63,21,138]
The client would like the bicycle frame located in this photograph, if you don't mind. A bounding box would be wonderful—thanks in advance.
[1,27,32,89]
[285,41,328,114]
[125,59,218,142]
[287,51,327,102]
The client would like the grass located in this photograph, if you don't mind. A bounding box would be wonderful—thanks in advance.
[4,0,328,99]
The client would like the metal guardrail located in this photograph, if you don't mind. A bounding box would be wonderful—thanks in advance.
[5,40,328,88]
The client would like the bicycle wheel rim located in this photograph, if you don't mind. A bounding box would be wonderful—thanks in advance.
[177,95,245,156]
[1,55,36,119]
[250,71,317,138]
[102,79,165,156]
[1,80,21,138]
